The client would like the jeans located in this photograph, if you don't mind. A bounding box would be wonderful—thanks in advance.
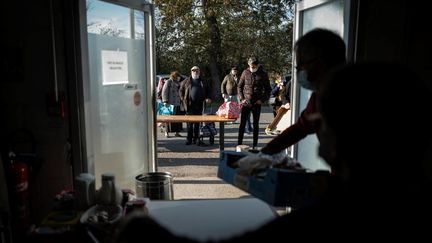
[238,103,261,148]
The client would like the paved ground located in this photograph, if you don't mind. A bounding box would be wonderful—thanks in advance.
[156,105,277,200]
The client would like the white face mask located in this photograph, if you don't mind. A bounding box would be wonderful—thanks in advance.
[192,74,199,79]
[297,70,316,91]
[231,70,237,75]
[250,67,258,73]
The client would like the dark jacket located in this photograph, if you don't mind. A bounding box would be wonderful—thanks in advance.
[270,79,291,106]
[179,76,211,112]
[238,66,271,105]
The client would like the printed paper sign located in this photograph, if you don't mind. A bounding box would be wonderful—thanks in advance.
[101,50,128,85]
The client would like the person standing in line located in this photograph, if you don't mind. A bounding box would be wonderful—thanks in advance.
[161,71,183,137]
[179,66,212,145]
[237,57,271,149]
[261,28,346,155]
[265,74,292,135]
[221,66,240,125]
[268,73,286,117]
[221,66,239,102]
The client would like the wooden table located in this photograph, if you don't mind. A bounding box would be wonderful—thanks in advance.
[157,115,236,150]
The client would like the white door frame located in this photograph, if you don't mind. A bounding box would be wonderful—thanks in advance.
[76,0,157,178]
[291,0,358,171]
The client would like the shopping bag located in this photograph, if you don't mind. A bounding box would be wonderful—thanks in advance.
[156,102,174,115]
[216,101,241,119]
[200,122,217,137]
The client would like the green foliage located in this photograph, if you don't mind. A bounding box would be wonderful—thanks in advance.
[155,0,295,98]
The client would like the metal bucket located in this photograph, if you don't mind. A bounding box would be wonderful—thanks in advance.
[135,172,174,200]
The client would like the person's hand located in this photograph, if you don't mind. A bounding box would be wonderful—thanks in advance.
[234,153,273,176]
[255,100,262,105]
[163,102,169,107]
[283,103,291,109]
[205,98,212,104]
[241,99,251,107]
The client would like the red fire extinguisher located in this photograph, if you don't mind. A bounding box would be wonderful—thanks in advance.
[9,151,30,228]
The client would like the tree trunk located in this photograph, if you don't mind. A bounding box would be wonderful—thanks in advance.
[203,2,222,102]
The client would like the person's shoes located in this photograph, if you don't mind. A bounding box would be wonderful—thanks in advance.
[185,140,193,145]
[174,132,182,137]
[265,128,272,135]
[271,130,281,135]
[164,131,169,137]
[192,139,197,144]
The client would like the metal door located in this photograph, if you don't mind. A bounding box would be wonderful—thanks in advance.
[79,0,157,188]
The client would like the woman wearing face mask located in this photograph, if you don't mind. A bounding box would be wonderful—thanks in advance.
[261,28,346,155]
[161,71,184,137]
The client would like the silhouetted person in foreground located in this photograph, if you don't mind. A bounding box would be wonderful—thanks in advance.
[116,63,432,242]
[261,28,346,155]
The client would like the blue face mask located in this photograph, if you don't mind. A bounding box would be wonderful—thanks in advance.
[297,70,316,91]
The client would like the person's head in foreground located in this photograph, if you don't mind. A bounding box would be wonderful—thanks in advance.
[295,28,346,91]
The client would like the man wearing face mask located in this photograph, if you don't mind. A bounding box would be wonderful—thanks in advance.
[221,66,239,103]
[179,66,212,145]
[237,57,271,149]
[261,28,346,155]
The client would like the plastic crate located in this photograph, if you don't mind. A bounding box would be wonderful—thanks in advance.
[218,151,330,208]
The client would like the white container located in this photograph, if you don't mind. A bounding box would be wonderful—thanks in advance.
[96,173,123,206]
[75,173,95,209]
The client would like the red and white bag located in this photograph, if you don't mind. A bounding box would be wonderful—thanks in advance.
[216,101,242,119]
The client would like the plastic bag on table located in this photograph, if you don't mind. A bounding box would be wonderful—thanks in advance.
[216,101,241,119]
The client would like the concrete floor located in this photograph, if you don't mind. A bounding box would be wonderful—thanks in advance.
[156,105,278,200]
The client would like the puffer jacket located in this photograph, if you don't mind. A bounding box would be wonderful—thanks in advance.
[237,66,271,104]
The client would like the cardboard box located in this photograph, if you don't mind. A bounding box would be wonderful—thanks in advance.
[218,151,330,208]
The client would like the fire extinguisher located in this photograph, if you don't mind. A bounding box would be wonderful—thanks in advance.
[9,151,30,229]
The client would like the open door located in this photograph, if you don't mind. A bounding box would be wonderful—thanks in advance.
[78,0,157,188]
